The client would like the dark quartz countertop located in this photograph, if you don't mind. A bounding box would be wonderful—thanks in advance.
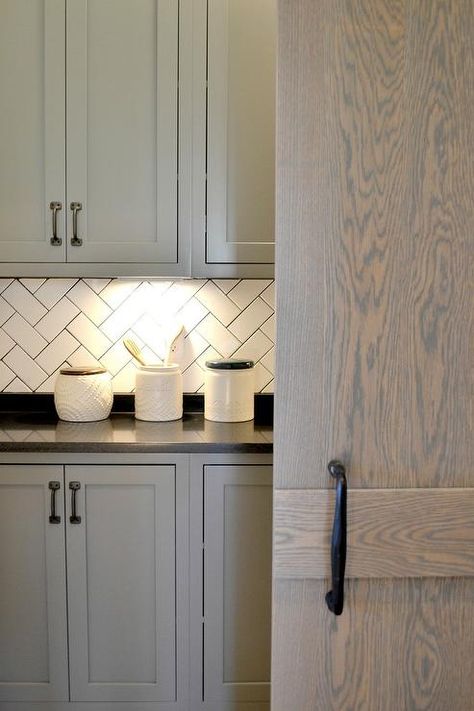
[0,412,273,453]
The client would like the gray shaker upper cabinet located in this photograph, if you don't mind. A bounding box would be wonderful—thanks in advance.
[0,0,66,265]
[0,0,275,278]
[0,0,190,277]
[191,0,276,277]
[66,0,186,274]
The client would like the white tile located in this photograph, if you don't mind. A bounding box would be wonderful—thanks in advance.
[195,346,223,370]
[227,279,272,309]
[195,281,240,326]
[140,345,163,366]
[157,280,206,315]
[196,314,241,358]
[2,281,47,325]
[67,346,101,368]
[0,295,14,326]
[19,278,46,293]
[3,346,47,389]
[0,361,15,390]
[35,278,78,308]
[212,279,240,294]
[112,362,137,392]
[182,362,205,392]
[35,297,79,341]
[177,298,208,332]
[66,280,112,325]
[100,339,134,375]
[260,346,275,374]
[67,313,112,359]
[132,314,168,361]
[0,328,15,358]
[2,314,48,358]
[36,367,65,393]
[262,379,274,393]
[260,281,275,308]
[260,313,275,342]
[231,330,273,362]
[253,362,273,392]
[84,278,111,294]
[228,298,273,342]
[99,279,141,309]
[36,331,80,375]
[4,377,31,393]
[178,331,209,370]
[0,278,13,293]
[101,282,154,341]
[148,280,174,298]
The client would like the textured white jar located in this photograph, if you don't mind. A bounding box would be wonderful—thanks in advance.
[204,359,255,422]
[54,367,113,422]
[135,364,183,421]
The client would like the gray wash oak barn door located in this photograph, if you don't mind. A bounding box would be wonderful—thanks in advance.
[272,1,474,710]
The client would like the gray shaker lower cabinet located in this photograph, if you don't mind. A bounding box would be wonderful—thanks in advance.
[190,457,273,710]
[65,465,179,704]
[0,466,68,703]
[0,453,272,711]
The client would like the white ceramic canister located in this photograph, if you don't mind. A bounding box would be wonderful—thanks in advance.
[54,367,113,422]
[135,364,183,421]
[204,359,255,422]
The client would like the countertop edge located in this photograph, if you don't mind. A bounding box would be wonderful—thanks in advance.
[0,442,273,454]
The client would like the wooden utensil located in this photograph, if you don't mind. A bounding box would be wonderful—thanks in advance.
[123,338,148,367]
[164,324,184,366]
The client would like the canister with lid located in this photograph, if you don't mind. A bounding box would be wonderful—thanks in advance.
[54,367,113,422]
[204,359,255,422]
[135,363,183,421]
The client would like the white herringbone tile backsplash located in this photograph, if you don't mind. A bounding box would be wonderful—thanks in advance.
[0,279,275,394]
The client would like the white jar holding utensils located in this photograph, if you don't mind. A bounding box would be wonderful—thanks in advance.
[135,364,183,421]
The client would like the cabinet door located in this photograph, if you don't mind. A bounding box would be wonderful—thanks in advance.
[0,465,68,702]
[204,465,272,707]
[0,0,66,262]
[66,465,176,702]
[66,0,179,266]
[205,0,276,268]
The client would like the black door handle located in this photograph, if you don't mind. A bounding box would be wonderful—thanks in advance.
[325,460,347,616]
[48,481,61,524]
[69,481,81,524]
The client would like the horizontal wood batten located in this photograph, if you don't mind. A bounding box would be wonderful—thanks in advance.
[274,488,474,580]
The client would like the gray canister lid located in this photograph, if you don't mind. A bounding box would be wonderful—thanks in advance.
[205,358,254,370]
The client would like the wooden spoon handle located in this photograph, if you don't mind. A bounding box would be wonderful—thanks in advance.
[123,338,147,367]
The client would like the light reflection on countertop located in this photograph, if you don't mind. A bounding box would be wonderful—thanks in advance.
[0,413,273,453]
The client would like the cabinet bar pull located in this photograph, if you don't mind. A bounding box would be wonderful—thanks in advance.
[49,202,62,245]
[70,202,83,246]
[69,481,81,523]
[48,481,61,523]
[325,460,347,616]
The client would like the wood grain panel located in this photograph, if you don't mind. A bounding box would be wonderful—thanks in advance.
[272,578,474,711]
[274,488,474,579]
[275,0,474,489]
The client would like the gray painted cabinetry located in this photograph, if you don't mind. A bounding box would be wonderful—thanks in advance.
[0,0,275,278]
[0,466,68,703]
[0,453,272,711]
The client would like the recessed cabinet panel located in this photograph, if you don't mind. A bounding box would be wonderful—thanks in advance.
[66,465,176,703]
[0,0,66,261]
[206,0,276,265]
[204,465,272,705]
[66,0,178,264]
[0,466,68,702]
